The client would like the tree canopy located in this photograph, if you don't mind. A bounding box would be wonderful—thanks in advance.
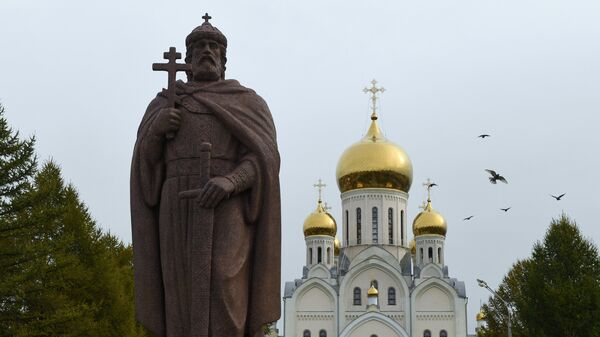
[0,104,149,336]
[480,214,600,337]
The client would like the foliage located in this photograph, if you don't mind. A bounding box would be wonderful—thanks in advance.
[0,104,150,336]
[480,214,600,337]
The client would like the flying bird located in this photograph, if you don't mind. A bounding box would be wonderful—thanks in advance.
[485,169,508,184]
[463,216,474,221]
[478,134,491,138]
[500,207,511,212]
[427,182,438,188]
[551,193,566,201]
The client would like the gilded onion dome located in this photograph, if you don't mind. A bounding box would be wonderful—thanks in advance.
[334,236,341,256]
[476,310,486,321]
[409,238,416,255]
[303,200,337,237]
[367,284,379,296]
[412,200,447,236]
[336,117,413,193]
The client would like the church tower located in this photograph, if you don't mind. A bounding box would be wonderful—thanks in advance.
[335,80,413,262]
[302,180,337,269]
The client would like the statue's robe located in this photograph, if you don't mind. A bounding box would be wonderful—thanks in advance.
[131,79,281,337]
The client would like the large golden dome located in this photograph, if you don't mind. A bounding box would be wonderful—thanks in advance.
[303,201,337,237]
[412,200,447,236]
[336,117,413,193]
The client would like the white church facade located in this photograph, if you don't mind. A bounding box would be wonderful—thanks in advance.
[282,81,470,337]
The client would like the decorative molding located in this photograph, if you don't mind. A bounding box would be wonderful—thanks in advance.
[297,312,335,320]
[416,312,454,320]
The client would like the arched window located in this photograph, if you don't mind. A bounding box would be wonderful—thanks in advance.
[388,208,394,244]
[424,330,431,337]
[317,247,322,263]
[400,210,404,245]
[388,287,396,305]
[428,247,433,262]
[353,287,361,305]
[345,210,349,245]
[309,248,313,264]
[303,330,311,337]
[438,247,442,264]
[440,330,447,337]
[327,247,331,264]
[372,207,378,243]
[420,248,423,263]
[356,208,362,244]
[319,330,327,337]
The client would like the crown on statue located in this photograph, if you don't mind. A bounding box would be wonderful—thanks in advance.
[186,13,228,48]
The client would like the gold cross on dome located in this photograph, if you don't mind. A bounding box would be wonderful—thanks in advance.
[313,179,326,202]
[422,178,437,201]
[363,79,385,120]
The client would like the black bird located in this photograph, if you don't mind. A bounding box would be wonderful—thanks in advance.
[478,134,491,138]
[551,193,566,201]
[463,215,474,221]
[427,182,438,188]
[500,207,511,212]
[485,169,508,184]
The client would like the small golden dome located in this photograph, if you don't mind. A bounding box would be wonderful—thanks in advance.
[476,310,486,321]
[336,118,413,193]
[409,238,416,255]
[367,285,379,296]
[303,201,337,237]
[412,200,447,236]
[334,236,341,256]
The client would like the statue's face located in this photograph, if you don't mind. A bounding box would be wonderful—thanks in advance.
[190,38,223,81]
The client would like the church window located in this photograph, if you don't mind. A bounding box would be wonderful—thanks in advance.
[424,330,431,337]
[438,247,442,264]
[353,287,361,305]
[420,248,423,263]
[327,247,331,264]
[388,208,394,244]
[309,248,313,264]
[400,210,404,245]
[317,247,322,263]
[428,247,433,262]
[440,331,447,337]
[303,330,310,337]
[319,329,327,337]
[388,287,396,305]
[356,208,362,244]
[372,207,378,244]
[345,210,349,245]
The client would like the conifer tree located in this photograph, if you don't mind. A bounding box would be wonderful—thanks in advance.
[480,215,600,337]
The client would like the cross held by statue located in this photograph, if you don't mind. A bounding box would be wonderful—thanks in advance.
[152,46,192,108]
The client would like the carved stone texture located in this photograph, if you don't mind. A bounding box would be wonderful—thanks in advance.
[131,14,281,337]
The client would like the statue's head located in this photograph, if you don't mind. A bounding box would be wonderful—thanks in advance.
[185,14,227,82]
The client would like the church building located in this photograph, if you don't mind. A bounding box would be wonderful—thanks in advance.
[282,81,469,337]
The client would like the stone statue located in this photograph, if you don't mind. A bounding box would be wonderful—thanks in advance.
[130,14,281,337]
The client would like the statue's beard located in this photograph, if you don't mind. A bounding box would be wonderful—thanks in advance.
[192,57,222,81]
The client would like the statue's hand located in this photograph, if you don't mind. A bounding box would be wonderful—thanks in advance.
[151,107,181,136]
[178,177,235,208]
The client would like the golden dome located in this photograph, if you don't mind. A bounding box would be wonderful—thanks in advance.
[367,285,379,296]
[409,238,416,255]
[336,117,413,193]
[334,236,341,256]
[412,200,447,236]
[476,310,486,321]
[303,201,337,237]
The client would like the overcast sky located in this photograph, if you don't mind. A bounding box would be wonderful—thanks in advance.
[2,0,599,333]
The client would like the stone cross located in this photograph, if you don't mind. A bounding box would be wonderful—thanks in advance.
[152,47,192,108]
[363,79,385,120]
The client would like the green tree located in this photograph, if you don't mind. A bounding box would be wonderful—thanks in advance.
[481,215,600,337]
[0,105,149,336]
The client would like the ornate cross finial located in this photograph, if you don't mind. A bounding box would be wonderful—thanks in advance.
[202,13,212,23]
[423,178,434,201]
[363,79,385,120]
[313,179,326,203]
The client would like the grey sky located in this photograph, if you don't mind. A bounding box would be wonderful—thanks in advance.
[1,0,599,333]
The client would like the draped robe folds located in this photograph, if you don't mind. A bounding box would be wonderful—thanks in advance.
[131,79,281,337]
